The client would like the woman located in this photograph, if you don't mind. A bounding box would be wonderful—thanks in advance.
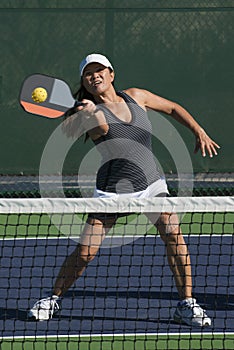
[28,53,220,326]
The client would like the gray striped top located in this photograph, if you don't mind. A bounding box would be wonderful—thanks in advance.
[93,91,162,193]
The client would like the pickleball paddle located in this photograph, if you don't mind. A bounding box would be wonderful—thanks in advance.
[19,74,83,118]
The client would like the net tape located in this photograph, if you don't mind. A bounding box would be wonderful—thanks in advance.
[0,196,233,214]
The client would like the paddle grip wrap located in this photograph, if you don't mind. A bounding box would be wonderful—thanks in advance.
[74,101,85,107]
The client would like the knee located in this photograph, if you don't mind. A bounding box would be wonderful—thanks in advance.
[159,224,182,245]
[79,253,96,264]
[160,232,183,246]
[78,246,98,265]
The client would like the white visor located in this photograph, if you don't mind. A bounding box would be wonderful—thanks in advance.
[79,53,113,76]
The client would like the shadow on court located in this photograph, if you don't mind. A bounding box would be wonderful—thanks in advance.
[0,291,233,323]
[63,290,234,311]
[0,306,175,326]
[0,290,233,325]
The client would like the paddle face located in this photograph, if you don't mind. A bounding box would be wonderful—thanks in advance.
[20,74,81,118]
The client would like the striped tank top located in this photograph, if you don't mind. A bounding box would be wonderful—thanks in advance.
[93,91,161,193]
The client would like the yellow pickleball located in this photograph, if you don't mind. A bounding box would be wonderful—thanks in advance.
[32,87,48,103]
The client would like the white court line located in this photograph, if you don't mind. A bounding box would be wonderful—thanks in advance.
[1,332,234,340]
[0,234,233,241]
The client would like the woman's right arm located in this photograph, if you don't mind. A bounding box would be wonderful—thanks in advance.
[77,99,109,140]
[62,99,108,140]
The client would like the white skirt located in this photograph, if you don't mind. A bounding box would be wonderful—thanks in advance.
[93,178,169,199]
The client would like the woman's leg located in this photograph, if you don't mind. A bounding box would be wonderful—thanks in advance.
[28,216,116,321]
[53,216,116,297]
[146,212,192,300]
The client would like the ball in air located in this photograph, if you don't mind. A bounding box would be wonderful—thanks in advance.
[32,87,48,103]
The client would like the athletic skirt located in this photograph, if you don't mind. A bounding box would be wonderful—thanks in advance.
[88,178,169,222]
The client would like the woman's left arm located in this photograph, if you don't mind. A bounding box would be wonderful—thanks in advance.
[127,88,220,158]
[163,101,220,158]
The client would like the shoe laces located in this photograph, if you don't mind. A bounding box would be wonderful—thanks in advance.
[35,296,60,311]
[179,298,206,317]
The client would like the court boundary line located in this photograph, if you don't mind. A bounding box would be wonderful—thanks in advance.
[0,234,233,241]
[1,332,234,341]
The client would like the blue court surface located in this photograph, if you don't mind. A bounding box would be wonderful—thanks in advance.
[0,236,233,338]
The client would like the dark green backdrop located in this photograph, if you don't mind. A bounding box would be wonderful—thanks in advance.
[1,0,233,175]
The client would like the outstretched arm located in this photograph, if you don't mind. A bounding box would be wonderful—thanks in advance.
[166,101,220,158]
[62,99,108,140]
[126,88,220,158]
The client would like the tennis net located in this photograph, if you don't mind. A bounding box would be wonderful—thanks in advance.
[0,196,233,349]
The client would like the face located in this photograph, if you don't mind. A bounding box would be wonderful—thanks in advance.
[82,63,114,96]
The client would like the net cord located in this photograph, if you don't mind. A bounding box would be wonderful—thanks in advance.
[0,196,233,214]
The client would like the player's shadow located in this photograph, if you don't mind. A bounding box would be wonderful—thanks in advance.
[0,291,233,323]
[52,313,177,326]
[64,289,234,311]
[0,306,175,326]
[0,307,27,321]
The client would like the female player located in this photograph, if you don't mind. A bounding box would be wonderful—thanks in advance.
[28,53,220,326]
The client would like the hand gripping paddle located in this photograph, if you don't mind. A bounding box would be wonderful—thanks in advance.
[19,74,83,118]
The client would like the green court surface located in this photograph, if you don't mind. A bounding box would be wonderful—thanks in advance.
[0,212,233,239]
[1,334,234,350]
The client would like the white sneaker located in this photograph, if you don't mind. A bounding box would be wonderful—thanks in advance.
[174,298,211,327]
[28,295,60,321]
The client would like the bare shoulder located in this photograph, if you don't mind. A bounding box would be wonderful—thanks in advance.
[123,87,147,101]
[124,87,175,114]
[123,87,149,107]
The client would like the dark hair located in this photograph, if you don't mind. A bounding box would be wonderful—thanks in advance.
[64,81,93,118]
[74,82,95,103]
[77,83,96,142]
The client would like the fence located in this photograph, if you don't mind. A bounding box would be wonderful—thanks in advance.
[0,0,233,175]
